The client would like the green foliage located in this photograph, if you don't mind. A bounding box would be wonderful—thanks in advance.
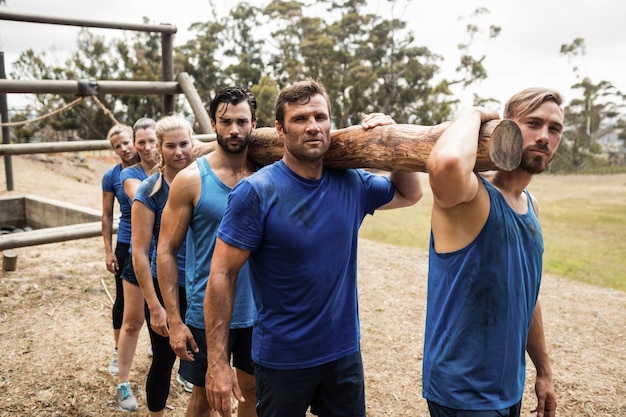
[559,38,626,171]
[10,1,503,139]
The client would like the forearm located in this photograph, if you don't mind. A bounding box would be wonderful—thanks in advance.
[133,253,160,309]
[527,301,553,378]
[157,254,183,324]
[388,172,423,207]
[101,216,114,255]
[204,273,235,368]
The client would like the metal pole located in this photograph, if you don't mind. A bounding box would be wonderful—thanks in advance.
[0,11,177,34]
[162,33,174,115]
[177,72,212,134]
[0,79,181,95]
[0,52,14,191]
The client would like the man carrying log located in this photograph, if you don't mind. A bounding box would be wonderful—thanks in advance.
[203,79,423,417]
[423,88,563,417]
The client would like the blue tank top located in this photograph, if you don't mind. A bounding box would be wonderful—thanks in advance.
[102,163,132,244]
[184,157,255,329]
[423,175,543,410]
[218,160,395,370]
[134,173,185,286]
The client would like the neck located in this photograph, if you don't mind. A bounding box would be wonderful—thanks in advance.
[211,147,252,173]
[140,159,155,174]
[490,168,533,196]
[282,155,324,180]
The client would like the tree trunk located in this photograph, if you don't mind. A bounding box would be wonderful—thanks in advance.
[196,119,523,172]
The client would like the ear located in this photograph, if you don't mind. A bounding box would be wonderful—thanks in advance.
[275,120,285,137]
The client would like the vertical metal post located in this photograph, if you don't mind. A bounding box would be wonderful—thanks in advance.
[0,52,14,191]
[161,33,174,115]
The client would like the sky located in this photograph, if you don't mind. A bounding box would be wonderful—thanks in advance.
[1,0,625,113]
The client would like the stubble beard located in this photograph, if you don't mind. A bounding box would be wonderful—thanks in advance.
[216,133,250,154]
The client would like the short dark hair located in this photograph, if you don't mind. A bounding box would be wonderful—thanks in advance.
[208,87,257,123]
[275,79,331,127]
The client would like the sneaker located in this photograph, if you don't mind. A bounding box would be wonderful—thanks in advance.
[116,381,138,411]
[177,374,193,393]
[108,349,119,375]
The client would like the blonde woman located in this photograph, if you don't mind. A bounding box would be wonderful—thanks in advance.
[131,114,194,416]
[115,117,158,411]
[101,124,138,375]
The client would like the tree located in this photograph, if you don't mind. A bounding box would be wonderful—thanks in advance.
[558,38,625,171]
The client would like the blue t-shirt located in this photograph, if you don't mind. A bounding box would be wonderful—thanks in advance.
[218,160,395,370]
[423,174,543,410]
[185,157,255,329]
[134,173,185,286]
[102,163,131,244]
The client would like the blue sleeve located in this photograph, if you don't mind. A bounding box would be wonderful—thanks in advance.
[102,166,116,192]
[356,169,395,214]
[217,180,263,252]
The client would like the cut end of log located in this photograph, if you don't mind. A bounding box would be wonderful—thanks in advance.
[487,119,523,171]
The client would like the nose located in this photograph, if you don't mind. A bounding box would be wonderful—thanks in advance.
[305,117,321,133]
[229,123,240,137]
[536,126,550,144]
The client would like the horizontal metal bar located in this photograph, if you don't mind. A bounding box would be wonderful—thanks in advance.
[0,79,182,95]
[0,135,217,155]
[0,11,177,34]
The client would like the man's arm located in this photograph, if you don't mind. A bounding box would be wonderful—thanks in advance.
[527,300,557,417]
[379,172,423,210]
[427,108,499,209]
[102,191,116,274]
[156,165,198,360]
[360,113,424,210]
[204,238,250,417]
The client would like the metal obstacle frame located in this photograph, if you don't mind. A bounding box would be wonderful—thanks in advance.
[0,11,214,251]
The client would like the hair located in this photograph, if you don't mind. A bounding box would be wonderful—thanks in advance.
[503,87,564,120]
[132,117,157,139]
[106,124,133,145]
[149,113,194,196]
[275,79,331,127]
[208,87,257,122]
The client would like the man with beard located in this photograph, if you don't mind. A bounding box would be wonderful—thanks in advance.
[156,87,258,417]
[422,88,563,417]
[204,79,422,417]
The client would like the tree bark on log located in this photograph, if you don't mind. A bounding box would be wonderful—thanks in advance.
[194,119,523,172]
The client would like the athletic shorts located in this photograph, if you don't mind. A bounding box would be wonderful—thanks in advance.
[120,255,139,286]
[427,400,522,417]
[179,325,254,387]
[254,350,365,417]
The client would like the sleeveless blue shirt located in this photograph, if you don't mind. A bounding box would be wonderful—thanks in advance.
[423,174,543,410]
[134,173,185,286]
[184,157,255,329]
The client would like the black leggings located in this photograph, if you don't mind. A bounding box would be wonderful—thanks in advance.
[112,242,130,330]
[145,278,187,412]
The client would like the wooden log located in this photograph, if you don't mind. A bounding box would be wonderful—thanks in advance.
[194,119,523,172]
[2,249,17,271]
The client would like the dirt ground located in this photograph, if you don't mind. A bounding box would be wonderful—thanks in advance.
[0,153,625,417]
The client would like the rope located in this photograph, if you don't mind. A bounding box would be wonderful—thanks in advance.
[0,95,120,127]
[0,97,85,127]
[91,95,119,124]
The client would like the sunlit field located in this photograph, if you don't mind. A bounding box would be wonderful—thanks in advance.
[360,173,626,291]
